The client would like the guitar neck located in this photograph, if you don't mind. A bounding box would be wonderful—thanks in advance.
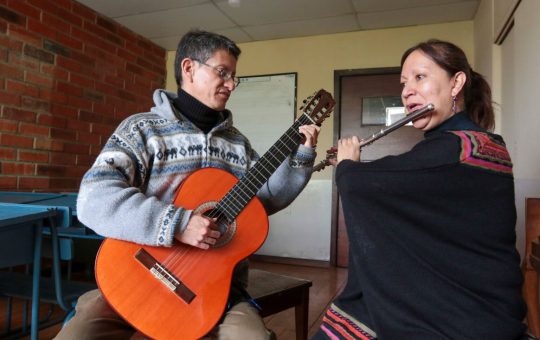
[218,113,315,220]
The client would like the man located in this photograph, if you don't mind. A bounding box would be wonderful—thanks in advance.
[55,30,319,339]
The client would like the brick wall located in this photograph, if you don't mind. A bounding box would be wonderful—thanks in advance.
[0,0,167,192]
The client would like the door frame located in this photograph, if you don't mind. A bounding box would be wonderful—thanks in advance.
[329,67,401,266]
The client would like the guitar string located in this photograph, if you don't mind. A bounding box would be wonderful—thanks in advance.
[161,98,326,276]
[162,119,309,273]
[162,111,320,275]
[161,123,304,274]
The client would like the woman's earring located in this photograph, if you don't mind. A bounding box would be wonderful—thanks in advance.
[452,95,457,114]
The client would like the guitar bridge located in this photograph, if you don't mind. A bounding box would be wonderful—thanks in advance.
[135,248,196,303]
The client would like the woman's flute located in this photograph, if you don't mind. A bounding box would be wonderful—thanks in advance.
[313,103,434,172]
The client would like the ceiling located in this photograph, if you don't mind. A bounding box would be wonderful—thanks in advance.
[77,0,480,51]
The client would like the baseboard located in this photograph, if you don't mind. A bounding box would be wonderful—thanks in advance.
[249,254,331,268]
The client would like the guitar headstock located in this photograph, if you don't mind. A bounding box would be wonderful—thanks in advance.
[299,89,335,125]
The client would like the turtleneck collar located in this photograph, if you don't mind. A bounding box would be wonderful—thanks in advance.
[172,89,225,133]
[425,111,483,137]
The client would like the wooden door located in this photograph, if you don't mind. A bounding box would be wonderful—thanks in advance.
[332,68,424,267]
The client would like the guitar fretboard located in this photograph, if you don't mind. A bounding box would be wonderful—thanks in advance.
[216,113,315,221]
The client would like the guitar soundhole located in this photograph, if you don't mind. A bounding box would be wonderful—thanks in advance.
[194,201,236,248]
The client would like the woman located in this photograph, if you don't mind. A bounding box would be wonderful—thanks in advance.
[315,40,527,339]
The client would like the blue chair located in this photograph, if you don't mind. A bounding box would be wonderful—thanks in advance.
[0,199,99,340]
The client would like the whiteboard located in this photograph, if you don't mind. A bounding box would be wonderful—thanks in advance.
[226,73,297,153]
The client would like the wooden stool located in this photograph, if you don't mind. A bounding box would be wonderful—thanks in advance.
[525,198,540,337]
[248,269,312,340]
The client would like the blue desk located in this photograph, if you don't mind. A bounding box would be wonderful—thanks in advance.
[0,193,100,339]
[0,204,58,340]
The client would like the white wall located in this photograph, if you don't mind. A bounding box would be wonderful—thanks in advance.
[502,0,540,258]
[476,0,540,258]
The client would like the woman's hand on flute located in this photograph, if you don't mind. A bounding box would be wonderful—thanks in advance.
[338,136,361,163]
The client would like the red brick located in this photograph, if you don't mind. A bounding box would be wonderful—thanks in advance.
[26,71,54,88]
[95,81,118,97]
[0,176,17,189]
[70,73,94,88]
[27,18,57,42]
[71,26,117,52]
[39,88,67,104]
[42,12,71,33]
[103,115,122,126]
[50,127,76,141]
[83,89,103,102]
[0,147,16,160]
[79,110,103,124]
[0,0,166,191]
[26,0,59,14]
[67,119,90,132]
[67,95,92,111]
[69,50,95,67]
[2,162,36,175]
[7,0,41,20]
[77,154,95,166]
[41,64,69,81]
[23,44,55,64]
[93,103,115,116]
[0,63,24,80]
[56,55,82,72]
[77,131,100,145]
[37,164,68,177]
[50,151,76,165]
[57,81,82,97]
[64,166,87,178]
[56,32,83,51]
[0,35,23,52]
[125,41,144,56]
[49,177,79,191]
[8,24,42,47]
[43,39,70,57]
[84,21,122,46]
[117,47,137,63]
[35,138,64,152]
[104,75,124,88]
[8,52,40,72]
[117,26,137,43]
[91,122,114,136]
[89,145,101,156]
[72,2,96,22]
[0,4,26,25]
[21,96,50,112]
[37,114,66,128]
[126,63,144,76]
[0,90,21,106]
[0,119,17,132]
[64,142,89,154]
[55,6,83,27]
[85,44,109,61]
[7,79,39,97]
[19,176,50,189]
[51,104,76,119]
[0,47,6,63]
[20,122,49,137]
[2,107,36,122]
[0,133,33,148]
[18,150,49,163]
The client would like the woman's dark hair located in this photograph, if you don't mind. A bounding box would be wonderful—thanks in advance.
[400,39,494,131]
[174,29,242,86]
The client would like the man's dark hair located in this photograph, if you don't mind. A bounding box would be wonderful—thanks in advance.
[174,29,241,86]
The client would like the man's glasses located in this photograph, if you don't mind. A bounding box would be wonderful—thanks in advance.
[194,59,240,87]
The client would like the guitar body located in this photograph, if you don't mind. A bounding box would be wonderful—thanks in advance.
[95,167,269,339]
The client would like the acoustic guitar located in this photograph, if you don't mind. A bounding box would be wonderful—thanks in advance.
[94,89,335,339]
